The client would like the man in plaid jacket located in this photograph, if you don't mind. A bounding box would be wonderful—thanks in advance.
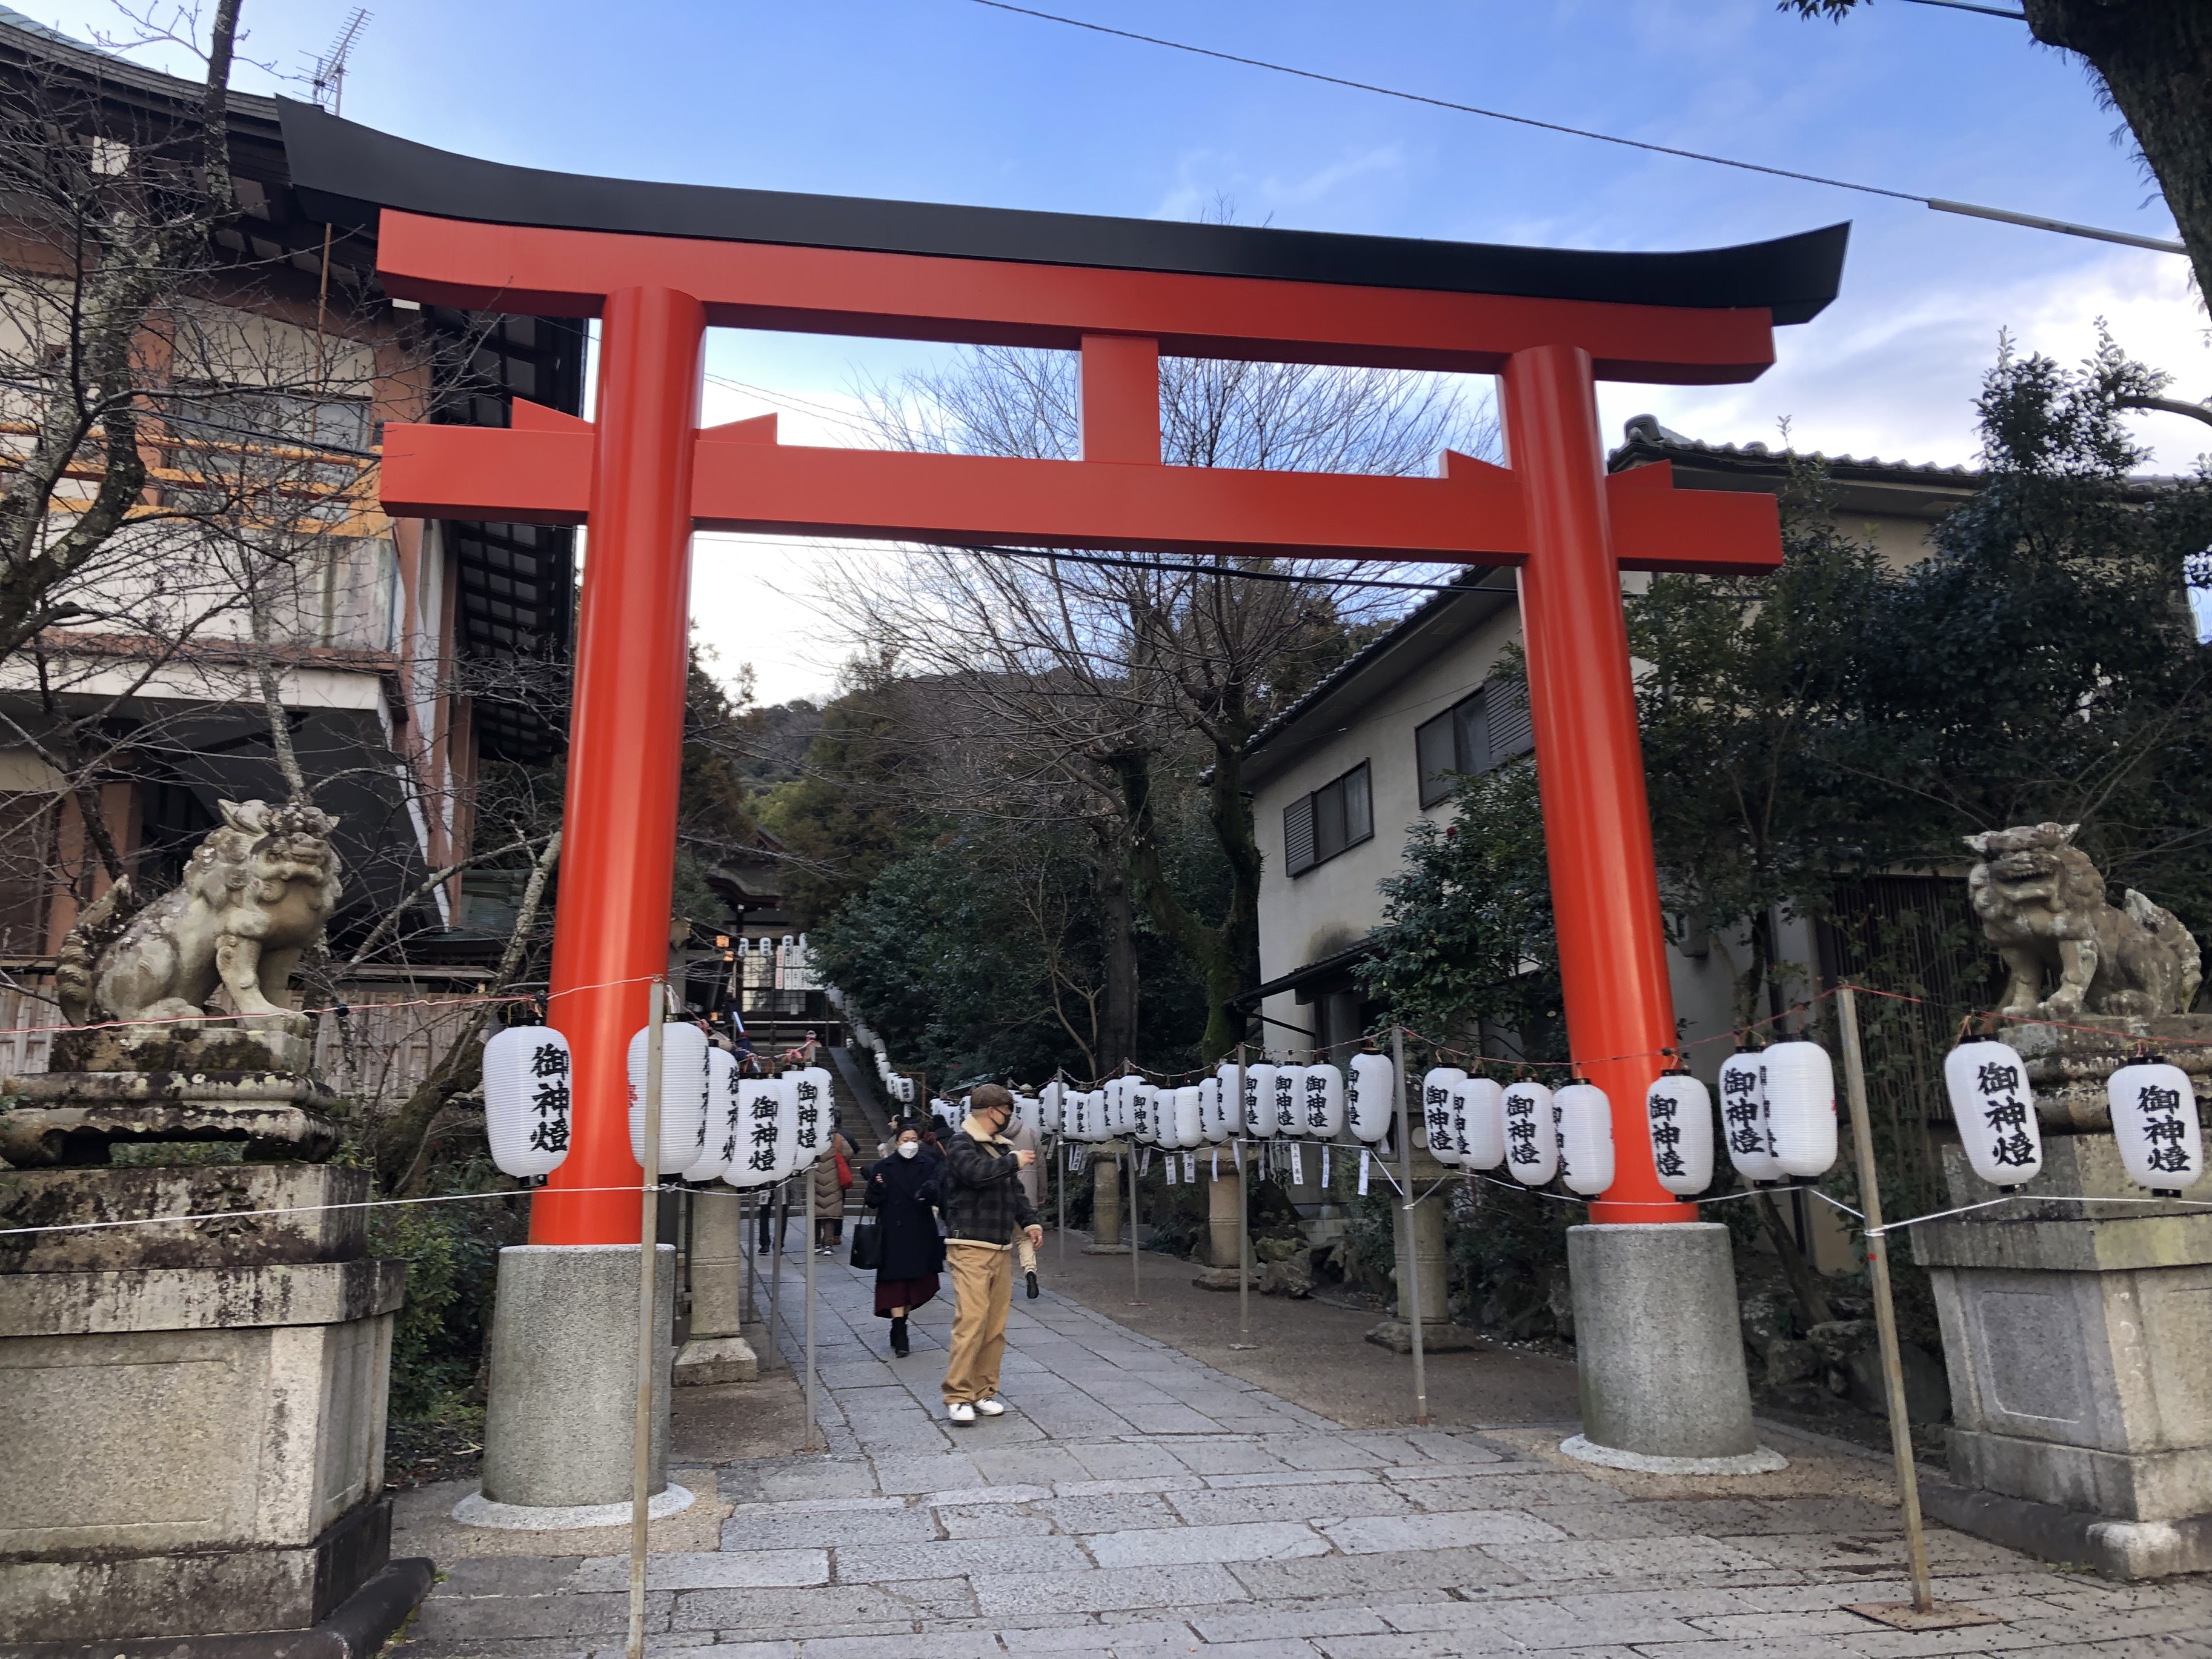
[933,1084,1041,1423]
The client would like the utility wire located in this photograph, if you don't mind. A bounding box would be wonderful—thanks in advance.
[969,0,2183,258]
[1900,0,2025,17]
[968,542,1493,594]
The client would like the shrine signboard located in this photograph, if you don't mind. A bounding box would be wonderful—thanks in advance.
[283,100,1846,1242]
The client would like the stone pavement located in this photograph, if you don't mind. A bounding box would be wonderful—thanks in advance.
[395,1251,2212,1658]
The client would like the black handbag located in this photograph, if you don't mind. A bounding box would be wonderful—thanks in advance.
[849,1216,883,1271]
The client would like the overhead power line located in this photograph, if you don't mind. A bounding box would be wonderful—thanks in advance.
[969,0,2182,258]
[1899,1,2026,17]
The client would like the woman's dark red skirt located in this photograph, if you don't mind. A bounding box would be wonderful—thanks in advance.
[875,1274,939,1318]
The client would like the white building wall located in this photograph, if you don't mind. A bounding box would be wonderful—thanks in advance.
[1252,602,1523,1060]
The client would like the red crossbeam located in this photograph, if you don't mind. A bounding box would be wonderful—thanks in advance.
[381,410,1778,573]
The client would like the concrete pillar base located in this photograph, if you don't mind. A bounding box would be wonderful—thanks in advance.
[1566,1223,1778,1468]
[1391,1186,1450,1324]
[480,1244,674,1514]
[674,1334,758,1385]
[451,1483,696,1531]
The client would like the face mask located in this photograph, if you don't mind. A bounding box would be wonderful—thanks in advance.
[897,1142,920,1159]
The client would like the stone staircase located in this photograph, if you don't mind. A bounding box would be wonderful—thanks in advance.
[828,1046,893,1164]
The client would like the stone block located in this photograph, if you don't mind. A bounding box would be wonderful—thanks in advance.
[0,1159,404,1643]
[1566,1223,1764,1465]
[0,1162,371,1274]
[481,1243,675,1512]
[2002,1016,2212,1131]
[0,1069,339,1168]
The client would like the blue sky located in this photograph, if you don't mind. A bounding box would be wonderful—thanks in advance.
[36,0,2207,700]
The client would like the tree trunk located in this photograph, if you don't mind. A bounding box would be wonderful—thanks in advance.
[1758,1190,1836,1329]
[1098,843,1138,1074]
[2027,2,2212,306]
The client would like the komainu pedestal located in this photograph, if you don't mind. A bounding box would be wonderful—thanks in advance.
[1915,1016,2212,1580]
[0,1163,428,1650]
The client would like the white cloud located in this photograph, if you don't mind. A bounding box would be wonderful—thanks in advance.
[1599,244,2210,468]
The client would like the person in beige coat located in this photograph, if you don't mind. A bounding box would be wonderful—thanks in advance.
[813,1128,852,1254]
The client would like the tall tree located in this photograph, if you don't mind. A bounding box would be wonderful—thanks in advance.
[844,342,1488,1057]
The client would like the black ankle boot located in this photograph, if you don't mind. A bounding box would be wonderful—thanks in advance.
[889,1316,909,1356]
[1025,1270,1039,1300]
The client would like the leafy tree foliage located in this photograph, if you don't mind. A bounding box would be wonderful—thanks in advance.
[813,821,1207,1084]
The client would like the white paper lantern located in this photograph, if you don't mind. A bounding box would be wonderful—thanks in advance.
[1347,1053,1396,1144]
[1555,1082,1615,1196]
[1301,1063,1345,1140]
[483,1025,573,1179]
[1718,1049,1780,1183]
[1456,1075,1506,1171]
[1501,1080,1557,1185]
[791,1066,832,1171]
[1421,1068,1467,1164]
[1942,1040,2044,1188]
[1763,1040,1838,1179]
[1172,1085,1204,1148]
[1040,1080,1064,1136]
[1244,1063,1279,1138]
[682,1047,739,1183]
[628,1022,710,1174]
[2108,1058,2204,1194]
[1064,1086,1090,1142]
[1131,1082,1158,1145]
[730,1074,797,1187]
[1272,1066,1301,1136]
[1203,1079,1238,1141]
[1644,1070,1715,1196]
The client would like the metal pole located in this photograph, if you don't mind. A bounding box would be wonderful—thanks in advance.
[742,1189,754,1334]
[804,1158,819,1452]
[1056,1128,1066,1265]
[1231,1043,1254,1350]
[626,979,664,1659]
[1127,1131,1144,1305]
[1393,1025,1430,1427]
[766,1178,785,1372]
[1839,987,1935,1614]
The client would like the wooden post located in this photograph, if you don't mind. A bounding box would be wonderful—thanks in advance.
[1838,987,1935,1612]
[1393,1025,1429,1427]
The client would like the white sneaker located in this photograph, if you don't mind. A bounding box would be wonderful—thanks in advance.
[973,1397,1006,1417]
[947,1401,977,1425]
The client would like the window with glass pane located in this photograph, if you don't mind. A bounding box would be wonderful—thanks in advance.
[1294,762,1373,874]
[1415,681,1530,808]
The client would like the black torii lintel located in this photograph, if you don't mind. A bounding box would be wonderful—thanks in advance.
[277,98,1848,325]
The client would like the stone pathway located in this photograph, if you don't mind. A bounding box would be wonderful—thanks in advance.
[397,1253,2212,1657]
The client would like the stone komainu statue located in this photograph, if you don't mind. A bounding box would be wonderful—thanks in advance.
[55,799,343,1035]
[1965,822,2202,1020]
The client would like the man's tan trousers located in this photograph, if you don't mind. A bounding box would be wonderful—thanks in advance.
[943,1240,1013,1405]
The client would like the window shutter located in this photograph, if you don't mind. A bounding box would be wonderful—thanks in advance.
[1486,680,1533,761]
[1284,794,1316,876]
[1415,711,1455,808]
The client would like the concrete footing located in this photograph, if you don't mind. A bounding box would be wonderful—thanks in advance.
[1564,1223,1776,1468]
[674,1334,758,1385]
[479,1244,674,1517]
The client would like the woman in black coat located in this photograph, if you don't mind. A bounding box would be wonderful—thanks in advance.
[865,1124,945,1357]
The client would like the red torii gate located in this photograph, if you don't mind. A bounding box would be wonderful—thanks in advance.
[285,102,1845,1243]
